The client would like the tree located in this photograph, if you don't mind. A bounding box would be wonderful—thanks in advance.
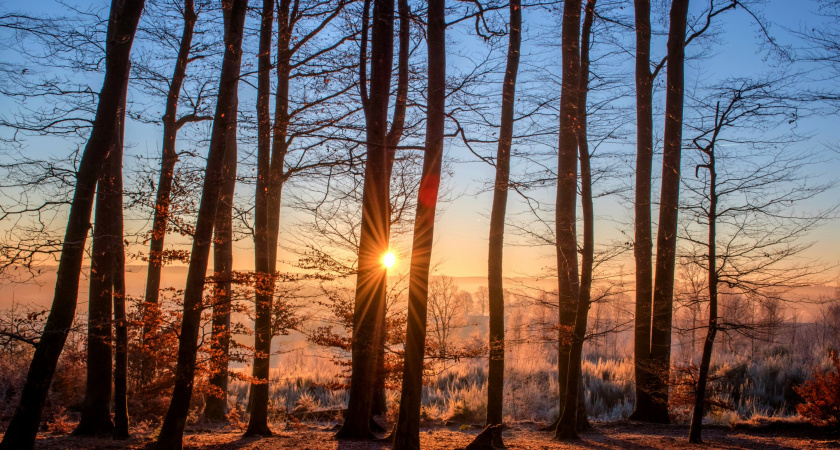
[203,91,238,422]
[373,0,411,418]
[111,110,129,439]
[0,1,145,448]
[73,80,129,437]
[336,0,394,439]
[140,0,207,385]
[485,0,521,435]
[393,0,446,446]
[556,0,596,439]
[630,0,655,420]
[426,276,466,360]
[647,0,689,424]
[245,0,275,434]
[247,0,358,433]
[554,0,582,440]
[679,80,831,442]
[475,286,488,316]
[155,0,248,446]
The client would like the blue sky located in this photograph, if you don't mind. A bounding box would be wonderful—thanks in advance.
[1,0,837,281]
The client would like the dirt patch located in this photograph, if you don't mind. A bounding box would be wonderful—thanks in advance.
[26,421,839,449]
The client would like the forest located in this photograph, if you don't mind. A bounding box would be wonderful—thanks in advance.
[0,0,839,449]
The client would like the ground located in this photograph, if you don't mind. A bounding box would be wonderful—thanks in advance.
[24,421,840,449]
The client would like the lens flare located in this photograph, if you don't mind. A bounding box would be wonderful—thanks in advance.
[382,251,396,269]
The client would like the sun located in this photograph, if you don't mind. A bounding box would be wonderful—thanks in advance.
[382,251,396,269]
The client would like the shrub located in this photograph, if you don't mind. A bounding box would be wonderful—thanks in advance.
[795,350,840,429]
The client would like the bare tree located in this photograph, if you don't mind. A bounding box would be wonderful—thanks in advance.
[203,94,238,422]
[74,81,129,437]
[554,0,582,440]
[155,0,248,446]
[484,0,521,435]
[630,0,656,420]
[337,0,394,439]
[425,276,465,360]
[246,0,360,434]
[393,0,446,446]
[647,0,689,424]
[140,0,211,384]
[0,1,145,448]
[679,80,832,443]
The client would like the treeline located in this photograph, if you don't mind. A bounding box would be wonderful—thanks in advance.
[1,0,839,449]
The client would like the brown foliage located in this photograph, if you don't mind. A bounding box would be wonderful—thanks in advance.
[795,351,840,429]
[669,363,734,423]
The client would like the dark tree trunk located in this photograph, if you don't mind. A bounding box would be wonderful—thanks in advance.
[336,0,394,440]
[112,85,130,440]
[74,97,128,437]
[245,0,275,435]
[689,105,720,444]
[142,0,197,384]
[372,0,410,417]
[0,1,144,448]
[370,0,411,418]
[246,0,293,435]
[554,0,582,441]
[570,0,597,433]
[649,0,689,425]
[485,0,521,430]
[630,0,655,422]
[392,0,445,448]
[155,0,248,447]
[557,0,597,435]
[204,109,238,422]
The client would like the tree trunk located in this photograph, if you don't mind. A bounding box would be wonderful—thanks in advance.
[74,106,126,437]
[204,108,238,422]
[155,0,248,447]
[112,84,130,440]
[336,0,394,440]
[689,109,719,444]
[485,0,521,430]
[649,0,689,425]
[554,0,582,441]
[372,0,411,417]
[246,0,299,434]
[392,1,445,448]
[0,1,144,448]
[630,0,655,422]
[569,0,597,433]
[142,0,197,384]
[244,0,276,436]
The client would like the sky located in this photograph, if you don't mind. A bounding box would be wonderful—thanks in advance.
[1,0,838,284]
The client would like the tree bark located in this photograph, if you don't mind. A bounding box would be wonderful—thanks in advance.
[392,0,445,448]
[142,0,197,384]
[74,107,125,438]
[204,105,238,422]
[630,0,655,422]
[0,1,144,448]
[245,0,294,436]
[155,0,248,447]
[112,82,130,440]
[555,0,594,440]
[554,0,582,441]
[572,0,596,432]
[336,0,394,440]
[689,105,719,444]
[649,0,689,425]
[485,0,521,430]
[371,0,410,417]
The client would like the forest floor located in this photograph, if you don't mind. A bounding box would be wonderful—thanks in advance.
[25,420,840,449]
